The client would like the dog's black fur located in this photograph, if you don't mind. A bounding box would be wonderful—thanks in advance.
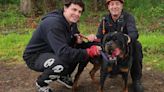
[99,32,132,92]
[72,32,132,92]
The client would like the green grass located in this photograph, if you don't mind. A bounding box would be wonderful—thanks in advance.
[0,31,32,62]
[139,32,164,71]
[0,30,163,71]
[143,54,164,71]
[139,32,164,52]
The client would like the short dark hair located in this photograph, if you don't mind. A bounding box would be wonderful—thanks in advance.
[63,0,85,12]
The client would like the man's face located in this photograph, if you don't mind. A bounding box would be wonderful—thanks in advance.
[107,1,123,16]
[64,3,83,24]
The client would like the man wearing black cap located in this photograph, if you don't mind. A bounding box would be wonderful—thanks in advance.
[87,0,144,92]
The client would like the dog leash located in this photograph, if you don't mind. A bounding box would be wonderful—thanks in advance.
[79,34,101,42]
[100,51,109,62]
[100,51,118,66]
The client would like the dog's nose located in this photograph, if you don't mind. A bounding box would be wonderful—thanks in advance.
[106,41,113,47]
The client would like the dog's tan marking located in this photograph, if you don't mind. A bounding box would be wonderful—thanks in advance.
[107,67,112,72]
[120,68,129,72]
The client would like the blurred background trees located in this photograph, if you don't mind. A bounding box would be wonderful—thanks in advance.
[1,0,163,17]
[0,0,163,33]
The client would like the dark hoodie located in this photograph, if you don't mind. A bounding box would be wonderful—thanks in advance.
[23,10,88,65]
[97,11,139,43]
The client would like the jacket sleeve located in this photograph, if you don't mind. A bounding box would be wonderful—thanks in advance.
[46,21,88,62]
[126,15,139,42]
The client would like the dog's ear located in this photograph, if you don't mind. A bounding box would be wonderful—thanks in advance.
[103,33,112,44]
[104,32,119,42]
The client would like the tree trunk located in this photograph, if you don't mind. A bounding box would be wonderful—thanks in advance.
[20,0,33,16]
[20,0,56,17]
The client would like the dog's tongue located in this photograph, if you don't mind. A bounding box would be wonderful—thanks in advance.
[112,48,121,57]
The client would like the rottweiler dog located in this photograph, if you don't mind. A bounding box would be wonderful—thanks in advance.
[98,32,132,92]
[72,32,132,92]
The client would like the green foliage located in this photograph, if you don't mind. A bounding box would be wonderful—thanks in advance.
[149,4,164,18]
[1,7,25,25]
[0,5,27,34]
[0,0,20,5]
[132,3,164,20]
[128,3,164,32]
[125,0,163,9]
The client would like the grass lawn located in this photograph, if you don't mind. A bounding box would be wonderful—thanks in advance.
[0,31,163,70]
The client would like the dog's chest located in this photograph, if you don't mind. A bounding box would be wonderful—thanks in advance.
[106,58,129,74]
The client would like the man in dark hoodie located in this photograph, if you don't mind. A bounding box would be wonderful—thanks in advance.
[23,0,101,92]
[87,0,144,92]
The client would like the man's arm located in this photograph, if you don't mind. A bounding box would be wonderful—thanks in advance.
[126,15,139,43]
[47,22,88,62]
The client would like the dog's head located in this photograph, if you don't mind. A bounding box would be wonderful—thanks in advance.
[103,32,129,59]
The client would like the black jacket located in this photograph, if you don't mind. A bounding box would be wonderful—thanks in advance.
[97,11,139,43]
[23,10,88,64]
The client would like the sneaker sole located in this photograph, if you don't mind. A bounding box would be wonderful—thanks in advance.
[56,79,72,89]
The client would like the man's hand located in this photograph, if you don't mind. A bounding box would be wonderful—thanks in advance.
[87,34,97,42]
[86,45,102,58]
[74,34,83,44]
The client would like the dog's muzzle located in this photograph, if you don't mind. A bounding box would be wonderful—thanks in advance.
[105,41,121,57]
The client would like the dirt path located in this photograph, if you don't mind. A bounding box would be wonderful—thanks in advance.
[0,62,164,92]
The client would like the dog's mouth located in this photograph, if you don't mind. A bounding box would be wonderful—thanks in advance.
[105,48,121,62]
[111,48,121,57]
[105,42,121,56]
[106,46,125,59]
[105,41,125,59]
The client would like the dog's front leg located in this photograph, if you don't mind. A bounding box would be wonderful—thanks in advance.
[97,69,108,92]
[72,62,88,92]
[72,71,81,92]
[121,72,129,92]
[90,63,100,85]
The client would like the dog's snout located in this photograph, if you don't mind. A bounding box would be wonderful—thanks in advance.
[105,41,114,54]
[106,41,113,47]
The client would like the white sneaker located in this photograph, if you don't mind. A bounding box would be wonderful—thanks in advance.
[56,75,73,89]
[36,82,53,92]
